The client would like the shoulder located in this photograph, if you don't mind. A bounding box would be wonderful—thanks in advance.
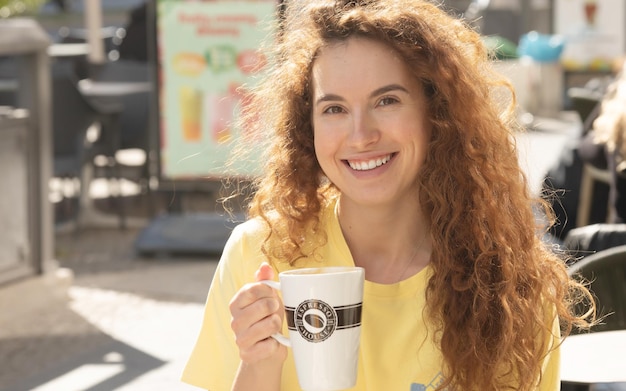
[229,216,269,244]
[224,216,270,257]
[216,217,269,281]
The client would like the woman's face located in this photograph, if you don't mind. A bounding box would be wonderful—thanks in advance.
[311,37,431,208]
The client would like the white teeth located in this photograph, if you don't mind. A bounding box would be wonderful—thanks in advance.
[348,154,392,171]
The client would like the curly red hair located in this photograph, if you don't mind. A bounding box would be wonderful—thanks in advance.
[229,1,595,389]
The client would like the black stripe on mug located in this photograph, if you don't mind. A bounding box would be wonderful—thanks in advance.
[285,302,362,330]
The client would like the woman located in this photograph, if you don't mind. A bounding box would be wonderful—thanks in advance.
[182,1,595,390]
[579,62,626,224]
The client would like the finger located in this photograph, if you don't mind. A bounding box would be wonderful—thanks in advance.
[235,312,283,353]
[229,261,276,310]
[229,278,278,311]
[230,294,281,334]
[255,262,275,282]
[231,262,276,311]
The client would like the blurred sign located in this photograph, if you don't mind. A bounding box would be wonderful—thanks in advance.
[156,0,276,181]
[555,0,625,71]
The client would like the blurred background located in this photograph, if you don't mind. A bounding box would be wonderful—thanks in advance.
[1,0,625,390]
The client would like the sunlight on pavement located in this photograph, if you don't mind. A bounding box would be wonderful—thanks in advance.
[66,286,206,390]
[68,286,204,361]
[31,363,125,391]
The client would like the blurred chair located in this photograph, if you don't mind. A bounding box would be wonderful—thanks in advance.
[90,59,149,151]
[577,163,613,227]
[564,223,626,259]
[568,244,626,333]
[88,59,153,219]
[568,87,604,130]
[51,60,125,229]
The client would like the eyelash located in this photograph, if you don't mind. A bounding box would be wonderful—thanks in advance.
[320,96,400,114]
[323,105,345,114]
[378,96,399,106]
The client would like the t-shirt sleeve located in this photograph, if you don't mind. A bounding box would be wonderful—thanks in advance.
[537,306,562,391]
[181,221,265,390]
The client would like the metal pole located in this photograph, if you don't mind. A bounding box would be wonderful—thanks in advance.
[520,0,532,35]
[85,0,106,64]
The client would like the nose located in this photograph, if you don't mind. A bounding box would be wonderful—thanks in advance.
[347,109,380,148]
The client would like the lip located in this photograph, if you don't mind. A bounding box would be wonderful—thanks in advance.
[343,152,396,172]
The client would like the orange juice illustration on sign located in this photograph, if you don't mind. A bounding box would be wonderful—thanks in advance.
[179,86,203,142]
[208,93,235,144]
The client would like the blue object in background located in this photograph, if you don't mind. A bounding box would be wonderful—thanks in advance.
[518,31,566,63]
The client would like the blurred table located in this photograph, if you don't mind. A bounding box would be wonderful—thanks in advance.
[561,330,626,389]
[47,43,89,58]
[515,112,583,196]
[77,79,151,97]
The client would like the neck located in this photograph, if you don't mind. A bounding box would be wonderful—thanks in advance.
[337,196,431,283]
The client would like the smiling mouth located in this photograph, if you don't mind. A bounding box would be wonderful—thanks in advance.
[346,154,393,171]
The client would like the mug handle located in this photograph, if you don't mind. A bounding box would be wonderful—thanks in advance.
[259,280,292,347]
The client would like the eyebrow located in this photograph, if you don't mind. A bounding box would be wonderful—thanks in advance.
[314,83,410,106]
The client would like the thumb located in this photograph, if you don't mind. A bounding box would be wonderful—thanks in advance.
[254,262,275,282]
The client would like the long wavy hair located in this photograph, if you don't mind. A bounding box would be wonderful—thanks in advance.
[231,0,595,389]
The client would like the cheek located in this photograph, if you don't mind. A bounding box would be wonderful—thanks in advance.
[416,130,431,168]
[416,126,430,148]
[415,131,429,161]
[313,132,328,164]
[312,129,337,174]
[312,125,328,155]
[404,114,430,149]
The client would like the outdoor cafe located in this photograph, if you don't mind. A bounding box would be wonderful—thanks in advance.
[0,1,625,390]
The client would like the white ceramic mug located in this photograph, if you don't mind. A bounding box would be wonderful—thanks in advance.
[261,266,365,391]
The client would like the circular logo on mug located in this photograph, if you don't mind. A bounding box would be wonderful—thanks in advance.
[294,299,337,343]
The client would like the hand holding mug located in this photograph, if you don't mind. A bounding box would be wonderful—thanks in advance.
[229,263,288,364]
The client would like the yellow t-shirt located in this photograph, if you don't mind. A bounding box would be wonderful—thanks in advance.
[181,203,561,390]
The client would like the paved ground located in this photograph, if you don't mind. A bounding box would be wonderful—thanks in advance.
[0,190,227,391]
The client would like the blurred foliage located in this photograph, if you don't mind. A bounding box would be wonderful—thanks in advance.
[0,0,46,18]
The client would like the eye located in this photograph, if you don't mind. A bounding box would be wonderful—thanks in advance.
[378,96,399,106]
[322,105,345,114]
